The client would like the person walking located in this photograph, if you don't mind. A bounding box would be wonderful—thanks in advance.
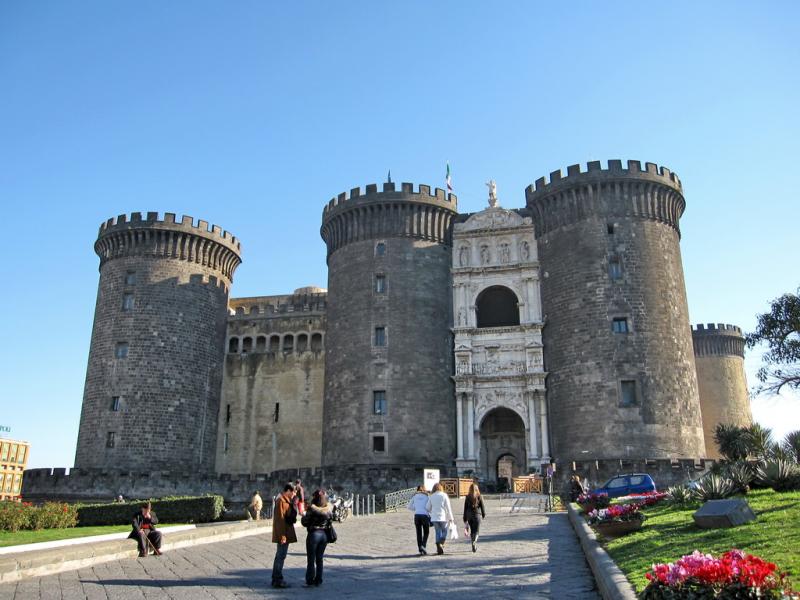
[462,483,486,553]
[129,501,162,557]
[426,482,454,555]
[249,490,263,520]
[301,489,333,587]
[271,483,298,588]
[407,485,431,555]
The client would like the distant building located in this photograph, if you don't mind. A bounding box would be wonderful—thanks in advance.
[1,437,30,501]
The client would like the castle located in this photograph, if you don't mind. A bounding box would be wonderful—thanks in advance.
[24,159,753,501]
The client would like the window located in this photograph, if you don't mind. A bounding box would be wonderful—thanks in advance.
[375,274,386,293]
[620,380,637,407]
[225,404,231,425]
[256,336,267,352]
[375,242,386,256]
[111,396,121,411]
[242,337,253,353]
[373,390,387,415]
[223,433,229,453]
[282,335,294,353]
[269,335,280,352]
[16,446,25,464]
[609,259,622,280]
[372,434,386,453]
[125,271,137,285]
[311,333,323,352]
[228,338,239,353]
[274,402,280,423]
[122,294,135,311]
[612,318,629,334]
[115,342,129,358]
[607,476,626,488]
[607,223,615,235]
[106,432,116,448]
[297,334,308,352]
[9,445,17,462]
[629,475,645,485]
[374,327,386,347]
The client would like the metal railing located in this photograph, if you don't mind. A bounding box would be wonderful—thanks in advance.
[383,487,417,512]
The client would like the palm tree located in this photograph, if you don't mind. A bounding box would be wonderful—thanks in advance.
[714,423,749,462]
[744,423,775,461]
[782,430,800,463]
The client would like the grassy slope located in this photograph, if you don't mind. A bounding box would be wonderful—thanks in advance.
[604,489,800,592]
[0,523,186,548]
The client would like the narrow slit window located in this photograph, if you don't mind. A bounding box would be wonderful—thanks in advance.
[612,318,629,334]
[609,258,622,280]
[274,402,280,423]
[111,396,121,412]
[125,271,137,285]
[375,274,386,293]
[374,327,386,347]
[223,433,229,453]
[620,380,638,407]
[122,294,135,311]
[225,404,231,425]
[106,432,116,448]
[375,242,386,256]
[373,390,387,415]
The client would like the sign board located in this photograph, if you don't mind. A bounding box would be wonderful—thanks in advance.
[423,468,440,491]
[0,425,10,434]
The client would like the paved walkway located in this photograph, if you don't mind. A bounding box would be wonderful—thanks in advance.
[0,497,599,599]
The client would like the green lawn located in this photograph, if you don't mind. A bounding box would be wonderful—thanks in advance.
[603,489,800,592]
[0,524,187,548]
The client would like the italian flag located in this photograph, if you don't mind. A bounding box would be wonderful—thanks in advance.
[446,162,453,191]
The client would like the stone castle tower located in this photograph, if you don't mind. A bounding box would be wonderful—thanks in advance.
[692,323,752,459]
[320,183,458,466]
[74,212,241,473]
[525,160,706,461]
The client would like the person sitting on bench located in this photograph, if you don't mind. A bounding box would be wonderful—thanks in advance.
[129,501,162,557]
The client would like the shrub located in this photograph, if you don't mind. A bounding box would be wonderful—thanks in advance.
[0,501,77,532]
[587,502,644,525]
[756,460,800,492]
[692,474,735,502]
[783,430,800,464]
[76,495,224,526]
[576,492,610,512]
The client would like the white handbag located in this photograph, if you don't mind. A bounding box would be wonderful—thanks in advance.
[447,521,459,540]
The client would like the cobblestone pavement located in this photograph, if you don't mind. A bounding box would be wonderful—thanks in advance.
[0,496,599,599]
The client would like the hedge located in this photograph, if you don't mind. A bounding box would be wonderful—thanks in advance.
[76,495,224,526]
[0,501,78,532]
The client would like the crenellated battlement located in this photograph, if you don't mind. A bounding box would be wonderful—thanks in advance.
[320,182,459,257]
[322,181,457,216]
[525,159,686,237]
[228,291,328,317]
[525,159,682,197]
[99,212,241,252]
[94,212,242,281]
[692,323,745,358]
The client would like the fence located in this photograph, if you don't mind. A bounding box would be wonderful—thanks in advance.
[383,487,417,512]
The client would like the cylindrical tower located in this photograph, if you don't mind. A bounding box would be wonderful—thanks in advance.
[692,323,752,459]
[75,212,242,473]
[320,182,457,466]
[525,160,705,461]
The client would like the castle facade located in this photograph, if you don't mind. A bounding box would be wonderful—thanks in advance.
[27,159,754,500]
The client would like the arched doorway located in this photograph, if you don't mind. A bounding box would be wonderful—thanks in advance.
[479,407,527,488]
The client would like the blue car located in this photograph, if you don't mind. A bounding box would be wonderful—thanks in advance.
[594,473,656,498]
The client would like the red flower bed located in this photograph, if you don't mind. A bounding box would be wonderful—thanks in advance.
[642,549,798,599]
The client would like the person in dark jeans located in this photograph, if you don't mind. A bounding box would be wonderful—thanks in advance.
[406,485,431,554]
[463,483,486,553]
[271,483,297,588]
[301,489,333,587]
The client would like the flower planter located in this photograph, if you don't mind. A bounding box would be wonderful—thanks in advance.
[593,519,643,537]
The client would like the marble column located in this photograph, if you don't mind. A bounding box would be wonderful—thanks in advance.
[467,393,475,459]
[456,393,464,459]
[539,393,550,459]
[527,392,539,459]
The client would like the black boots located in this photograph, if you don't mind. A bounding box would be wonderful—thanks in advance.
[436,542,444,555]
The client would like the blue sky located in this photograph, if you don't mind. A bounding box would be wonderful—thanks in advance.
[1,1,798,469]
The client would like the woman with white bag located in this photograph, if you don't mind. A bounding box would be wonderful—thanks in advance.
[426,482,455,555]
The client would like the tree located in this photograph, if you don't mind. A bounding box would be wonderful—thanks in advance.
[745,288,800,394]
[714,423,750,462]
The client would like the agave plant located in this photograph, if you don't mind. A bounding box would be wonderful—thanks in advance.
[723,461,755,494]
[745,423,775,461]
[691,474,735,502]
[667,484,693,506]
[755,459,800,492]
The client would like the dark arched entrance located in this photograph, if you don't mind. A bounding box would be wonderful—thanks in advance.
[475,286,520,328]
[479,407,527,488]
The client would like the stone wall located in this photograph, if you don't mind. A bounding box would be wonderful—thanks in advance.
[22,464,457,504]
[216,294,326,473]
[75,213,241,474]
[553,458,713,492]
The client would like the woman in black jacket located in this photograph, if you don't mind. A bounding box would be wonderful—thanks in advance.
[462,483,486,553]
[301,489,333,587]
